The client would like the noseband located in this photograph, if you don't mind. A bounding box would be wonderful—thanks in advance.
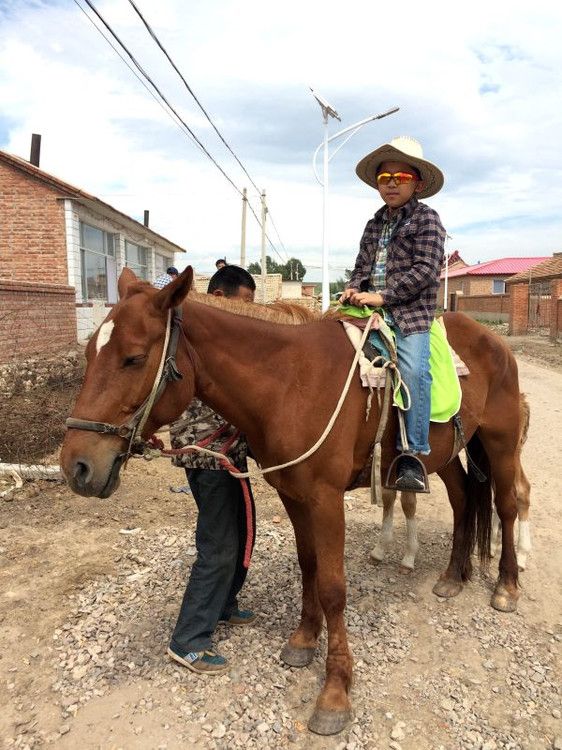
[65,307,184,456]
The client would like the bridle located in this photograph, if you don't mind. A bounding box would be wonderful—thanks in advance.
[65,306,185,457]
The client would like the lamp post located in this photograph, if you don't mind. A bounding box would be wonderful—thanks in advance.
[310,88,399,311]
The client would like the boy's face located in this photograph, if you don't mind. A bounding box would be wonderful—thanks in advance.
[375,160,424,210]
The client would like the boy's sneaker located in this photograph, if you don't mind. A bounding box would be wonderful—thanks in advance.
[167,645,229,675]
[219,608,257,626]
[395,455,426,492]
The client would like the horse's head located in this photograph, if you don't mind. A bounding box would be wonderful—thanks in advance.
[61,266,194,498]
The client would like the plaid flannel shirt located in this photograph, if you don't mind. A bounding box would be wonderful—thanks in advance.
[169,398,248,472]
[348,197,446,335]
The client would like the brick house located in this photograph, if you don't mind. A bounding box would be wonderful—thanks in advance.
[506,253,562,339]
[0,149,186,360]
[438,256,549,315]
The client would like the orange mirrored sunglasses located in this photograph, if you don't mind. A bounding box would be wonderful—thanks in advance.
[376,171,418,186]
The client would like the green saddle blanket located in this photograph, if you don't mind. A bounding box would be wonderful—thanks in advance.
[340,306,462,423]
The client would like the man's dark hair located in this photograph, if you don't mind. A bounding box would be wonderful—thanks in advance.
[207,265,256,297]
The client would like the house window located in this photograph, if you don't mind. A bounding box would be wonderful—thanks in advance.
[492,279,506,294]
[125,241,149,280]
[155,253,169,277]
[80,222,117,302]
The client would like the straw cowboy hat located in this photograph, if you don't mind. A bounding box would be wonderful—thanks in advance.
[355,136,444,199]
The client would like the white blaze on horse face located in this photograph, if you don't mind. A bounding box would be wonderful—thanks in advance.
[96,320,115,355]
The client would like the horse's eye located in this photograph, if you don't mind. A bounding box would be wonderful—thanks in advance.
[123,354,147,368]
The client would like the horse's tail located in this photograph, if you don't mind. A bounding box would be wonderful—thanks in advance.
[519,393,530,447]
[464,431,493,569]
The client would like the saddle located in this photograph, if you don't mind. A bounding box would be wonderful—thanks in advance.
[340,312,470,500]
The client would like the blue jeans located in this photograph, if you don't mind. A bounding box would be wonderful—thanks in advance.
[170,469,256,653]
[394,327,432,455]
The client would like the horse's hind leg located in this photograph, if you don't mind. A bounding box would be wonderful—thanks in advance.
[369,488,397,564]
[490,464,531,571]
[479,439,519,612]
[399,491,418,570]
[515,463,531,571]
[432,457,469,599]
[278,493,323,668]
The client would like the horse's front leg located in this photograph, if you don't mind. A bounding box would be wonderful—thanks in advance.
[369,488,396,564]
[399,491,419,570]
[307,496,352,736]
[278,494,323,667]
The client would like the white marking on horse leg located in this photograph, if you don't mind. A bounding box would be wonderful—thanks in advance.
[490,506,501,559]
[370,489,396,563]
[401,517,419,570]
[96,320,115,354]
[399,492,418,570]
[517,520,532,571]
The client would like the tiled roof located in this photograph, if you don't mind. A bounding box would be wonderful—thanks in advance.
[441,256,549,280]
[506,253,562,284]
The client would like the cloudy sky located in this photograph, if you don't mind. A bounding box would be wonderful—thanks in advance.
[1,0,561,281]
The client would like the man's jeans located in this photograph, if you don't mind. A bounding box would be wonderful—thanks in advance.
[394,327,432,455]
[170,468,256,653]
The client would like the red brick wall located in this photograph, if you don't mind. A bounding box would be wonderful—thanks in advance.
[550,279,562,342]
[0,161,68,285]
[457,294,508,316]
[508,282,529,335]
[0,281,76,364]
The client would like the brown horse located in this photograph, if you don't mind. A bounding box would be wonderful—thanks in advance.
[61,266,525,736]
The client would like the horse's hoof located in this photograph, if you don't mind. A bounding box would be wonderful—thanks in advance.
[369,546,385,564]
[399,559,415,572]
[280,643,316,668]
[491,588,518,613]
[308,709,352,736]
[432,577,462,599]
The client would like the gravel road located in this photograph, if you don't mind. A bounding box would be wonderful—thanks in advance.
[0,356,560,750]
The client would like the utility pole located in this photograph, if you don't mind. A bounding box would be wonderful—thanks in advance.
[240,188,247,268]
[260,190,267,303]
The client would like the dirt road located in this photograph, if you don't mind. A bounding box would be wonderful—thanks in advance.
[0,355,560,749]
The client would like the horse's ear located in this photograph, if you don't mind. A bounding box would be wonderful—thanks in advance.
[118,267,138,299]
[153,266,194,311]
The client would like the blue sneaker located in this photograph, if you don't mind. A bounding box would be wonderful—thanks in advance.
[167,645,229,674]
[219,608,257,626]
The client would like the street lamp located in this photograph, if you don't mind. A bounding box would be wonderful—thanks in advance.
[310,88,399,311]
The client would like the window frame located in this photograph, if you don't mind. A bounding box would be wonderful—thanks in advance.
[79,221,117,303]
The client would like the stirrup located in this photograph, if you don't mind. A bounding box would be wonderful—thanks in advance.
[384,453,430,494]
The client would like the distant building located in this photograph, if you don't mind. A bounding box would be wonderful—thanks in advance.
[0,148,186,353]
[439,256,549,309]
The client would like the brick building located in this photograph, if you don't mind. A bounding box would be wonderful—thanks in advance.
[0,149,186,359]
[506,253,562,339]
[439,256,548,316]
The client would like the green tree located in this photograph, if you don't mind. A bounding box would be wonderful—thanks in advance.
[248,256,307,280]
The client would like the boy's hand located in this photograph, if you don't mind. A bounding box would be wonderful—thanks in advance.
[341,290,384,307]
[339,288,357,305]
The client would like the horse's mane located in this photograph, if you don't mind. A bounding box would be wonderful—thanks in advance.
[189,290,323,325]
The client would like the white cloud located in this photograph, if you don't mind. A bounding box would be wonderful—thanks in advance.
[1,0,561,281]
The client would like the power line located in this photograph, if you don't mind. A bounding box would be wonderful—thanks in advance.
[72,0,205,155]
[126,0,289,263]
[78,0,244,198]
[126,0,262,198]
[74,0,287,263]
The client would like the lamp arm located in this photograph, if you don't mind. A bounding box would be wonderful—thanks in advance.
[312,107,399,185]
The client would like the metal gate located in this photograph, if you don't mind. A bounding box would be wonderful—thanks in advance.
[528,281,551,334]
